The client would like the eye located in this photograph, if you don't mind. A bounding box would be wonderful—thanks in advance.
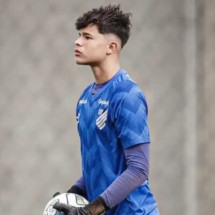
[85,36,92,40]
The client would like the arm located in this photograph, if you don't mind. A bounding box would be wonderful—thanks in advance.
[54,143,149,215]
[100,143,149,208]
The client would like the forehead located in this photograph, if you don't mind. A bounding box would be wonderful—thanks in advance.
[78,24,120,46]
[79,24,100,35]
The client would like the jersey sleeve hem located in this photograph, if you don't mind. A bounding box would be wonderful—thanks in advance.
[123,139,151,149]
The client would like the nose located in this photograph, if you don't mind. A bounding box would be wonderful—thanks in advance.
[74,37,82,46]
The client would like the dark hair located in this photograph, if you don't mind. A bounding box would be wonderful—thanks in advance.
[75,4,132,48]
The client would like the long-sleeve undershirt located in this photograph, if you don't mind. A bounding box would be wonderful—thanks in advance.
[74,143,149,209]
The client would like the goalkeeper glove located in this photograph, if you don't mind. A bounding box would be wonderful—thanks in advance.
[53,196,107,215]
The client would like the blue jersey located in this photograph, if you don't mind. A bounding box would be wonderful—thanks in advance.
[76,69,157,214]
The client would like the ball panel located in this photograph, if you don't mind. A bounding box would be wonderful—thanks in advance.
[43,193,89,215]
[68,193,89,207]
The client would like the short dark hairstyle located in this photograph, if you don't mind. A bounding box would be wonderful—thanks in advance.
[75,4,132,48]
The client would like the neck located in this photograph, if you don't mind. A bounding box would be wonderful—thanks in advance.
[91,61,120,84]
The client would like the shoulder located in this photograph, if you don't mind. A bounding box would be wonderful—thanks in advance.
[113,78,147,105]
[110,76,148,115]
[79,83,93,99]
[112,70,145,98]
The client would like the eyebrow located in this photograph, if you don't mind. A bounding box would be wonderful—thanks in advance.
[79,32,93,37]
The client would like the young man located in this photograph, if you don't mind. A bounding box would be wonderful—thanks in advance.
[54,4,159,215]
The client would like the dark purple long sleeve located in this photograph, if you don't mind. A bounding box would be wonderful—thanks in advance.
[74,143,149,209]
[100,143,149,208]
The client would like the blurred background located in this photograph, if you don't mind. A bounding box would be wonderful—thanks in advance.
[0,0,214,214]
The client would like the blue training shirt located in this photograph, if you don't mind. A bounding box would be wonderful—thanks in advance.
[76,69,157,214]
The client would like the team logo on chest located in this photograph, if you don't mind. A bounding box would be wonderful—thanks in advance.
[96,99,109,130]
[96,109,108,130]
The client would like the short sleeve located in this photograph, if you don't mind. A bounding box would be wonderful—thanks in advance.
[113,85,150,149]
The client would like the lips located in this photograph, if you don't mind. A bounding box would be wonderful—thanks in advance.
[74,49,81,56]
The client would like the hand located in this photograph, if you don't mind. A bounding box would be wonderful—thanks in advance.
[53,202,90,215]
[53,197,106,215]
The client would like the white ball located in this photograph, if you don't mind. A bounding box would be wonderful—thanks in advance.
[43,193,89,215]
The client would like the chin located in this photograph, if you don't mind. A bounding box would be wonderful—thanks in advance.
[76,61,90,65]
[75,59,96,65]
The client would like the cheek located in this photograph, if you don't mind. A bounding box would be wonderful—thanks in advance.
[95,48,107,57]
[89,45,107,58]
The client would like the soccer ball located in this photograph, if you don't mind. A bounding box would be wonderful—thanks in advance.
[43,193,89,215]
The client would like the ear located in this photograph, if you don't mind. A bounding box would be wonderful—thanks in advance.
[106,42,118,55]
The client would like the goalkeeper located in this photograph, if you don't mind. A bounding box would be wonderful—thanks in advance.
[54,4,159,215]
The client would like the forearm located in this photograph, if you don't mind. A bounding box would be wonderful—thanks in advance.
[100,143,149,209]
[68,144,149,212]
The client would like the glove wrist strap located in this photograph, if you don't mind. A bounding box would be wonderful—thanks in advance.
[86,197,108,215]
